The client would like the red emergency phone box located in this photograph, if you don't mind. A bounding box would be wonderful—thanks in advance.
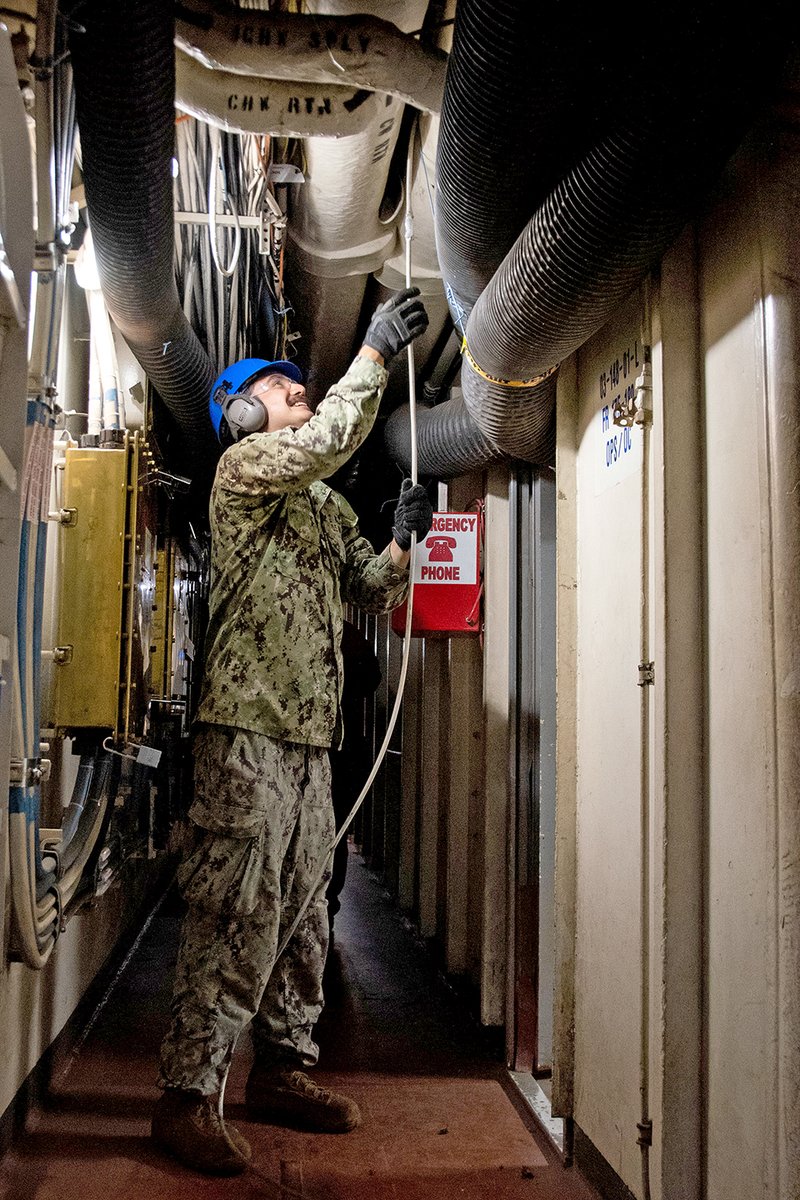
[391,511,482,638]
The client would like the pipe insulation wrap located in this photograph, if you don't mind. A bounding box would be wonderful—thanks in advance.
[288,91,403,262]
[68,0,218,482]
[175,2,447,115]
[175,50,380,139]
[285,0,428,399]
[378,113,441,291]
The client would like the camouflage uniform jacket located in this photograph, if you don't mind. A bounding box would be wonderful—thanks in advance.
[195,355,408,749]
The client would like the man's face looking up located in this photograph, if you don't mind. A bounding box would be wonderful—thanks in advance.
[248,372,311,433]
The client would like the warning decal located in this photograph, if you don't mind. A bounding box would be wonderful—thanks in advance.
[413,513,478,586]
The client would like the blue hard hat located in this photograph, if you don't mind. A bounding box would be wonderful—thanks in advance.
[209,357,304,442]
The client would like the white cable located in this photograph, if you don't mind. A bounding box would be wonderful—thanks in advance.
[219,119,423,1118]
[273,116,422,966]
[207,127,242,279]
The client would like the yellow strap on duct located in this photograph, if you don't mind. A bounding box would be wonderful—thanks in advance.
[462,338,558,389]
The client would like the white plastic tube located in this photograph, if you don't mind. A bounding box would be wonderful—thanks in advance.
[88,289,123,430]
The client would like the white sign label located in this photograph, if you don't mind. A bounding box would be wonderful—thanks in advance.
[590,338,644,495]
[137,745,162,768]
[412,512,478,585]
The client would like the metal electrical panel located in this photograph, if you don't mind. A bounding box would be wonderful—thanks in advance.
[50,445,129,730]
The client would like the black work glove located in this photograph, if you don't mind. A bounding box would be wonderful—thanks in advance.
[392,480,433,551]
[364,286,429,363]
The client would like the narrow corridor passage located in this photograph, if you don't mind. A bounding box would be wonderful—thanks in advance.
[0,853,601,1200]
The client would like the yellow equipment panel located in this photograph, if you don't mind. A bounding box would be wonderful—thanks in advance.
[51,447,128,730]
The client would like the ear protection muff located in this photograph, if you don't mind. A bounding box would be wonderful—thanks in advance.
[215,386,267,439]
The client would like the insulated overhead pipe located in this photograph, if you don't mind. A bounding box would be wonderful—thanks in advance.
[175,51,382,139]
[68,0,218,489]
[175,2,448,116]
[284,0,429,401]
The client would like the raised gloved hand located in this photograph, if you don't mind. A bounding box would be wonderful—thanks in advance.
[364,287,429,363]
[392,479,433,551]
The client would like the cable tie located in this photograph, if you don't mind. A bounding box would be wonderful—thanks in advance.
[462,340,558,390]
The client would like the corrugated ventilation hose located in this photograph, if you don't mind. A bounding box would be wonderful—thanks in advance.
[386,0,794,480]
[68,0,218,489]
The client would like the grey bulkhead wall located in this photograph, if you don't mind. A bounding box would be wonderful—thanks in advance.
[698,86,800,1200]
[553,70,800,1200]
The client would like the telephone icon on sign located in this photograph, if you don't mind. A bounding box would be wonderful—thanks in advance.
[426,535,457,562]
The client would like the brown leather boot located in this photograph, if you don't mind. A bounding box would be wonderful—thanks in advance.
[151,1088,251,1175]
[245,1065,361,1133]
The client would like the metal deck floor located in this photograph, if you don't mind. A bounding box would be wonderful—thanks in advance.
[0,852,602,1200]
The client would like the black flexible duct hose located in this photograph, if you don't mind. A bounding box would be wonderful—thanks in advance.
[384,393,505,479]
[460,20,789,459]
[389,0,795,477]
[68,0,218,490]
[460,107,713,456]
[435,0,591,332]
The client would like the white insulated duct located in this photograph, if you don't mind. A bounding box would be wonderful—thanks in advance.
[74,230,125,433]
[175,3,447,116]
[285,0,430,400]
[378,113,440,294]
[289,93,404,280]
[286,89,405,398]
[175,49,381,139]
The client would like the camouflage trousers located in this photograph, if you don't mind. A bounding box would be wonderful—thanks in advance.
[158,725,334,1096]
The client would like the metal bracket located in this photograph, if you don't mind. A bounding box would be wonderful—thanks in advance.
[33,243,61,274]
[259,188,287,258]
[48,507,77,526]
[144,469,191,498]
[638,661,655,687]
[44,645,73,665]
[612,358,653,429]
[636,1118,653,1147]
[267,164,305,186]
[10,756,52,787]
[633,361,653,427]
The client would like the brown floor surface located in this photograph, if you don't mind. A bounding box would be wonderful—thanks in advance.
[0,851,602,1200]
